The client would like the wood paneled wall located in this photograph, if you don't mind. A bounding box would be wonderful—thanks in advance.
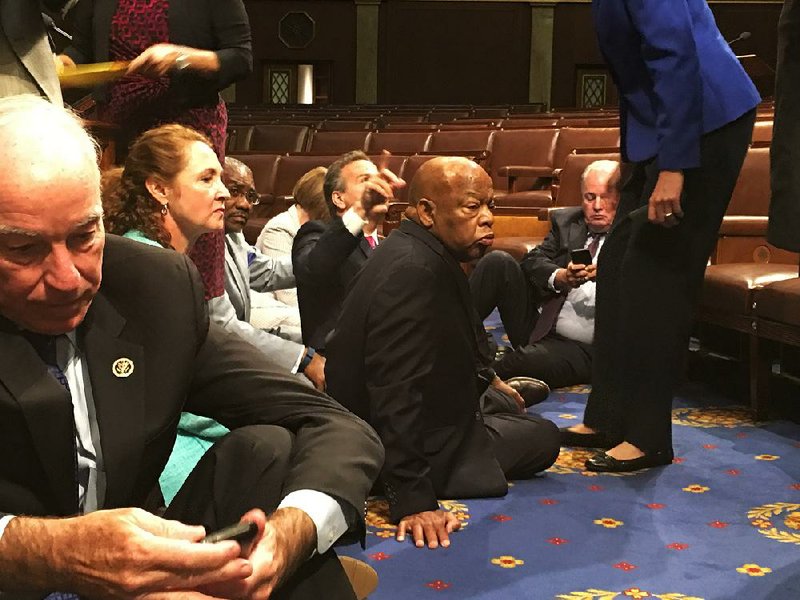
[238,0,780,107]
[241,0,357,105]
[377,1,531,104]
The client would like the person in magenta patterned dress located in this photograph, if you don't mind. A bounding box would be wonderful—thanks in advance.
[60,0,252,300]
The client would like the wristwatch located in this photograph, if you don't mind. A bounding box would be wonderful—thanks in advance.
[299,346,316,372]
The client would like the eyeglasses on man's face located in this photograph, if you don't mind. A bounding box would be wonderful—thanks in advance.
[227,183,260,205]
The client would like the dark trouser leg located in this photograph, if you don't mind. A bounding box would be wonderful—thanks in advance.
[483,414,560,479]
[469,251,539,347]
[584,110,756,453]
[494,336,592,388]
[481,387,560,478]
[165,425,356,600]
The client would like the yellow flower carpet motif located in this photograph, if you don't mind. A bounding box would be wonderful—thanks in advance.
[593,517,623,528]
[556,590,704,599]
[671,406,756,428]
[736,564,773,576]
[490,555,524,568]
[747,503,800,545]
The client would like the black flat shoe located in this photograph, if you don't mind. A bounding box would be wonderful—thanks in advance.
[505,376,550,407]
[584,449,674,473]
[559,428,614,449]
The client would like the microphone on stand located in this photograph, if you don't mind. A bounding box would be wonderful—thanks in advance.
[727,31,751,46]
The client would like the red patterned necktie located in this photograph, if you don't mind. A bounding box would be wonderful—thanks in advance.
[587,232,605,259]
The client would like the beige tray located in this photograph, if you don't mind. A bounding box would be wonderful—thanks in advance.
[58,61,130,88]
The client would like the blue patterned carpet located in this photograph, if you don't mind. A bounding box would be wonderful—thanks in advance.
[337,315,800,599]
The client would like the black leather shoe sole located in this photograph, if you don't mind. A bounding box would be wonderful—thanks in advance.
[506,376,550,407]
[559,428,614,449]
[584,449,675,473]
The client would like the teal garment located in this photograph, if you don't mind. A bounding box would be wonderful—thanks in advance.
[122,229,163,247]
[122,228,230,505]
[159,414,230,504]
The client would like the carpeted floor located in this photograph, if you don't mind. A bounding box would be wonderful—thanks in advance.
[337,316,800,599]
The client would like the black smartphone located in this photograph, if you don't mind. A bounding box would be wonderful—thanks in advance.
[570,248,592,265]
[202,521,258,545]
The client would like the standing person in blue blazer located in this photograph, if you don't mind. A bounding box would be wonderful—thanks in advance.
[561,0,760,472]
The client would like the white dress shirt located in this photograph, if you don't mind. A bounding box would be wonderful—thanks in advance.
[547,233,607,345]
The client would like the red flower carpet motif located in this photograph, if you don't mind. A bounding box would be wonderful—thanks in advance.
[709,521,729,528]
[667,543,689,550]
[369,552,391,561]
[425,580,451,590]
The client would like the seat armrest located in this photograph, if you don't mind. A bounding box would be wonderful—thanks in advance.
[718,216,768,236]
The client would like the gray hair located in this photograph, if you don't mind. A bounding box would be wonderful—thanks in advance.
[0,94,100,196]
[580,159,621,191]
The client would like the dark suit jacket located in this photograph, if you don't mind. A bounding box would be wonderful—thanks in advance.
[769,0,800,251]
[593,0,759,170]
[325,219,507,523]
[0,235,382,522]
[63,0,252,104]
[521,206,589,301]
[292,218,371,352]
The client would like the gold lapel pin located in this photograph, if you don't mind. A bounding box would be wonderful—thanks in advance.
[112,357,135,378]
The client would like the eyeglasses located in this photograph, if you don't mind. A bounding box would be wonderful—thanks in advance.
[227,184,260,205]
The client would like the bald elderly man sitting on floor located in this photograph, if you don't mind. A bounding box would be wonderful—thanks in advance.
[325,157,560,551]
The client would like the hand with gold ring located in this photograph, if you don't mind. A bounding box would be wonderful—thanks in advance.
[648,170,684,228]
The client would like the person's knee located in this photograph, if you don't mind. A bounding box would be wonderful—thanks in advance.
[538,418,561,465]
[472,250,512,280]
[518,417,560,476]
[483,250,518,273]
[494,346,546,380]
[214,424,295,472]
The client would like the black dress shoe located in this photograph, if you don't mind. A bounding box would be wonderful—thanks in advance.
[505,376,550,407]
[584,449,674,473]
[559,428,614,449]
